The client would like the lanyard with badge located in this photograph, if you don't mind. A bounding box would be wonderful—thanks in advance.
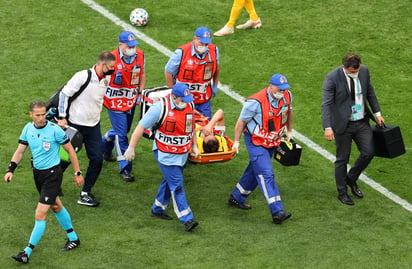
[350,78,363,120]
[114,57,141,86]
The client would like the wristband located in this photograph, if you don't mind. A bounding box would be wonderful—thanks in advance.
[74,171,82,176]
[6,161,17,173]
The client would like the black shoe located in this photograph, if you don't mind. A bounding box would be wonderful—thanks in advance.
[346,177,364,199]
[120,171,135,182]
[272,211,292,224]
[338,193,355,206]
[349,183,364,198]
[151,210,173,220]
[228,196,252,210]
[184,219,199,232]
[61,239,80,252]
[103,152,116,162]
[77,193,100,207]
[12,251,29,264]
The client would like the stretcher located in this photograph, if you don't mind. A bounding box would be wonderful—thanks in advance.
[140,86,172,139]
[140,86,236,164]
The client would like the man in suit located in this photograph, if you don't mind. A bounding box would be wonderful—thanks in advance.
[322,53,384,206]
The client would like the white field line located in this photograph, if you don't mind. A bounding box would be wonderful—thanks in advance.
[81,0,412,213]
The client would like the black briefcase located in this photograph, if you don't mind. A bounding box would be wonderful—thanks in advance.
[371,123,405,158]
[274,138,302,166]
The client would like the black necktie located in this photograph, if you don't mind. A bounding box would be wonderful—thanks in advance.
[350,77,355,101]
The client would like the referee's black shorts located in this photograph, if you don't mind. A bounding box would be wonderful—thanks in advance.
[33,165,63,205]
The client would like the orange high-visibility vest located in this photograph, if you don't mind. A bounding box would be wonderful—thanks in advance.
[103,48,144,111]
[176,42,217,104]
[246,88,291,148]
[155,94,195,154]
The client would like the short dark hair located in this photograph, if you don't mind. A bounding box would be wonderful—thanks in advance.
[30,100,46,112]
[342,53,362,69]
[97,51,116,63]
[203,139,219,153]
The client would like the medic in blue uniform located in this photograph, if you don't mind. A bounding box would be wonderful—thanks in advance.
[124,83,200,232]
[228,74,293,224]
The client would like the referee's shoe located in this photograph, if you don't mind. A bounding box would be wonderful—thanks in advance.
[61,239,80,251]
[11,251,29,264]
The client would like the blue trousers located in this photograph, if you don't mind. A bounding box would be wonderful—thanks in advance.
[151,150,194,224]
[102,108,135,174]
[230,133,284,215]
[61,121,103,193]
[195,100,212,119]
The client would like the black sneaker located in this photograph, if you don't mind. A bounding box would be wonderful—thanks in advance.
[228,196,252,210]
[103,152,116,162]
[77,193,100,207]
[61,239,80,251]
[151,210,173,220]
[272,211,292,224]
[184,219,199,232]
[11,251,29,264]
[120,171,135,182]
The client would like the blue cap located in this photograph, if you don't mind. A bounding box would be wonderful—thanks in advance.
[172,83,194,103]
[269,74,291,90]
[118,31,138,47]
[194,27,212,44]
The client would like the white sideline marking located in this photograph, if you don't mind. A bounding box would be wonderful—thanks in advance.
[81,0,412,213]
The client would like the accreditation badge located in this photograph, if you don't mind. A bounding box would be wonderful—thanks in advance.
[203,62,213,80]
[351,104,364,120]
[130,66,141,86]
[281,106,289,125]
[185,113,193,133]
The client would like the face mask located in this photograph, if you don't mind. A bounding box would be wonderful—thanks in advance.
[124,48,136,57]
[347,72,358,79]
[175,101,187,110]
[273,92,284,100]
[103,69,115,76]
[196,45,208,54]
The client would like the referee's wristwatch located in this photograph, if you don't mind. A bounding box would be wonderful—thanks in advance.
[74,171,82,176]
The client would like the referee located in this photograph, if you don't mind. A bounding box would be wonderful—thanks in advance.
[4,100,84,264]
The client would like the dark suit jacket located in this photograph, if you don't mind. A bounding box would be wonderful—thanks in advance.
[321,65,381,134]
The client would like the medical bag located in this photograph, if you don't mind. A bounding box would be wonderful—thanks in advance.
[274,137,302,166]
